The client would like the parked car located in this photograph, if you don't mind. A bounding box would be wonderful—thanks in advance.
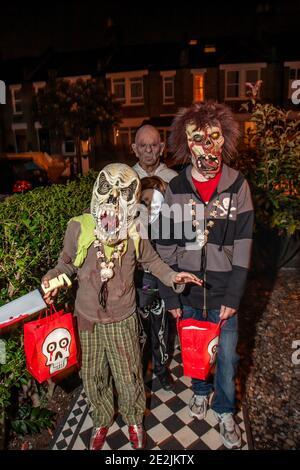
[0,159,49,195]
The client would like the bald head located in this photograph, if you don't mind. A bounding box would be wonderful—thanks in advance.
[134,125,161,144]
[132,125,165,174]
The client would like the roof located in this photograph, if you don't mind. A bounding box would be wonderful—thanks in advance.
[1,34,299,85]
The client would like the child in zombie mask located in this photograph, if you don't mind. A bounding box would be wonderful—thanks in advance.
[42,163,202,451]
[156,102,254,449]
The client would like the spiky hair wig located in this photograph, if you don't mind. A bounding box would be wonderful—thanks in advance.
[169,101,240,165]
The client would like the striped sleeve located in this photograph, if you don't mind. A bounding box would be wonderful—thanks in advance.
[222,178,254,309]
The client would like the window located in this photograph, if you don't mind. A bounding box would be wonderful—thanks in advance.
[108,71,148,106]
[194,74,205,102]
[226,71,240,98]
[130,78,143,104]
[221,64,266,100]
[62,140,76,155]
[160,71,176,105]
[204,45,216,53]
[163,77,175,104]
[15,130,27,152]
[115,127,138,149]
[112,78,126,102]
[12,123,28,152]
[33,82,46,95]
[285,62,300,98]
[10,85,22,114]
[244,121,256,147]
[37,128,50,153]
[191,70,206,102]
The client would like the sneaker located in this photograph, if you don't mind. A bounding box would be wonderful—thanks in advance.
[188,394,208,420]
[214,412,242,449]
[89,426,109,450]
[128,424,147,449]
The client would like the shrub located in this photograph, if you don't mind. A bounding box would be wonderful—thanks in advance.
[235,102,300,236]
[0,171,97,438]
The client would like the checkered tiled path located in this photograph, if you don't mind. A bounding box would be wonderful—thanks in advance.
[50,349,249,451]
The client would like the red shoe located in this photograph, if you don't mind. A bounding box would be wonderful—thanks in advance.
[89,426,109,450]
[128,424,146,449]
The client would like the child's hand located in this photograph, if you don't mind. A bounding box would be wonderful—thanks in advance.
[174,272,203,286]
[41,276,58,305]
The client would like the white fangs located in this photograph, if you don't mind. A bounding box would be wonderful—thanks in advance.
[90,163,140,244]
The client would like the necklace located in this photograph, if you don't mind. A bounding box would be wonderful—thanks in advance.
[93,237,125,282]
[189,197,221,248]
[93,236,126,310]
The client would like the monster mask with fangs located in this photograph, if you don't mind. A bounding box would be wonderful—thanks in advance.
[185,123,224,179]
[91,163,140,246]
[168,101,239,179]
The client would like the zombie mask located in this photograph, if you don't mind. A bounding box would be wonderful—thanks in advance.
[91,163,140,245]
[186,123,224,178]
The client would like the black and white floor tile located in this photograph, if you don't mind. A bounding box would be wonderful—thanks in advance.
[51,349,250,451]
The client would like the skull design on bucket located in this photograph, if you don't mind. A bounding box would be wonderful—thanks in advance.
[207,336,219,365]
[42,328,71,374]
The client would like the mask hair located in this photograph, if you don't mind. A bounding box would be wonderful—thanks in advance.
[168,101,240,165]
[140,176,167,195]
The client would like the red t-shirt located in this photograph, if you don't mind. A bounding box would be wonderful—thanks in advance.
[192,170,221,204]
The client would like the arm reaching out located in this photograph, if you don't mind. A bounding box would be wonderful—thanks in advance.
[173,272,203,286]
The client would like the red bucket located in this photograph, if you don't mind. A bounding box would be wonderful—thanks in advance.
[24,305,80,383]
[177,318,224,380]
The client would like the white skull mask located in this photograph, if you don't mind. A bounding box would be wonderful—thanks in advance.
[42,328,71,374]
[91,163,140,244]
[207,336,219,365]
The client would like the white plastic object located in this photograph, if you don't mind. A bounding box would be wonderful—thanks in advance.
[41,273,72,294]
[0,289,47,328]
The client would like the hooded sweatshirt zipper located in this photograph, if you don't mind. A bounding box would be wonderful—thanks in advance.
[188,168,234,317]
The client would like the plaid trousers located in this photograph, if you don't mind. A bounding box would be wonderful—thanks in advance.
[79,312,146,427]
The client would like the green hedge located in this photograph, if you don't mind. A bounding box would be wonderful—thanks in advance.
[0,171,97,306]
[0,171,97,417]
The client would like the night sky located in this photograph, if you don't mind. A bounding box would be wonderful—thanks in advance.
[0,0,299,59]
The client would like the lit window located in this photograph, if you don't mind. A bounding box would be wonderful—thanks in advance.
[194,74,204,102]
[189,39,198,45]
[204,45,216,53]
[244,121,256,147]
[115,127,138,148]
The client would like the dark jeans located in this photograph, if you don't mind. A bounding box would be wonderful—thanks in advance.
[182,306,239,414]
[138,298,169,377]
